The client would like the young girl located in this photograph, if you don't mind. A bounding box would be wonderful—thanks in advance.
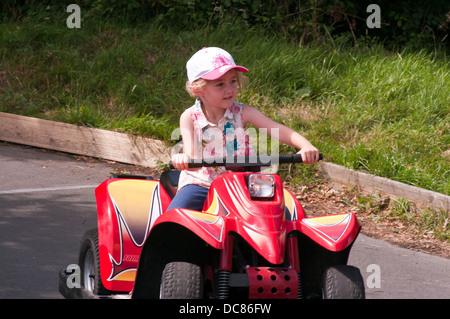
[169,47,319,211]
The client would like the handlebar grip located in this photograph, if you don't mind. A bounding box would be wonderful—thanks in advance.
[278,153,323,163]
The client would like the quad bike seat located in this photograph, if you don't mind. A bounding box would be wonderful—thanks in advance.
[160,171,180,199]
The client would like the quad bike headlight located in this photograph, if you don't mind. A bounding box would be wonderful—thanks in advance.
[248,174,275,199]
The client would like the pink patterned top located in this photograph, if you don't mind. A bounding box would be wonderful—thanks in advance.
[178,99,255,189]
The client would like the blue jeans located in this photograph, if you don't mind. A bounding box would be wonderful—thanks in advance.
[167,184,209,211]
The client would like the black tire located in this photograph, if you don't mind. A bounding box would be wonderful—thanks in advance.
[78,229,110,295]
[160,262,203,299]
[322,265,365,299]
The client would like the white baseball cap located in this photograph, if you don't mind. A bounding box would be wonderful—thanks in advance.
[186,47,248,83]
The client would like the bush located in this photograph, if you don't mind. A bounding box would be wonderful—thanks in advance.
[2,0,449,51]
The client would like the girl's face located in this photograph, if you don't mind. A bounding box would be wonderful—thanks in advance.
[197,70,239,111]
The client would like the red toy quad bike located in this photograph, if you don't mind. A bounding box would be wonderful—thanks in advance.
[59,154,365,299]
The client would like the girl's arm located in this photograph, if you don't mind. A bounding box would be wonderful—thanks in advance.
[243,105,319,164]
[171,109,196,170]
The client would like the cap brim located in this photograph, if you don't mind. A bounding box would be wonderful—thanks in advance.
[201,65,248,81]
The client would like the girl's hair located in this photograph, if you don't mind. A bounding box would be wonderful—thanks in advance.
[185,71,248,98]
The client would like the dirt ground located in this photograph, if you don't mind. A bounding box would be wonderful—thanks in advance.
[290,182,450,259]
[87,157,450,259]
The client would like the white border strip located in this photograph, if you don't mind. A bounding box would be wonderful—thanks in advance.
[0,185,98,195]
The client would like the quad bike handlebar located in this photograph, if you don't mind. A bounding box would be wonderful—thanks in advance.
[169,153,323,170]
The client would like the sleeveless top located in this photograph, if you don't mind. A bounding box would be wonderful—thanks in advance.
[177,99,255,190]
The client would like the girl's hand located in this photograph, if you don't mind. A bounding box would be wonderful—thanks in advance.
[171,153,191,171]
[298,145,320,164]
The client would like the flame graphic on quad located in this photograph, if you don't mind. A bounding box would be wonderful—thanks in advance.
[107,180,163,281]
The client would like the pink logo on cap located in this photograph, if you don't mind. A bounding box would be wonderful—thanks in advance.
[212,55,233,69]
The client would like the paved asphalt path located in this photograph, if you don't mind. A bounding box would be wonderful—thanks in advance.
[0,142,449,299]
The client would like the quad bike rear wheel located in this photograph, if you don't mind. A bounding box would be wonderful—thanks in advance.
[79,229,110,296]
[160,262,203,299]
[321,265,365,299]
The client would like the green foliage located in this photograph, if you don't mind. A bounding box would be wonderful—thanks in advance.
[1,0,449,51]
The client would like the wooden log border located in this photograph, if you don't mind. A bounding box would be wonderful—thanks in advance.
[319,162,449,210]
[1,112,448,210]
[0,112,170,167]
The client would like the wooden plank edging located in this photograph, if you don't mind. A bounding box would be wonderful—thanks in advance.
[319,162,449,210]
[0,112,170,167]
[1,112,448,210]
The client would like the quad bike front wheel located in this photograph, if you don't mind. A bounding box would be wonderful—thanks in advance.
[160,262,203,299]
[321,265,365,299]
[79,229,110,296]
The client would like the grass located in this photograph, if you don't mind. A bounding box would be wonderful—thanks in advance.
[354,193,449,242]
[0,14,449,198]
